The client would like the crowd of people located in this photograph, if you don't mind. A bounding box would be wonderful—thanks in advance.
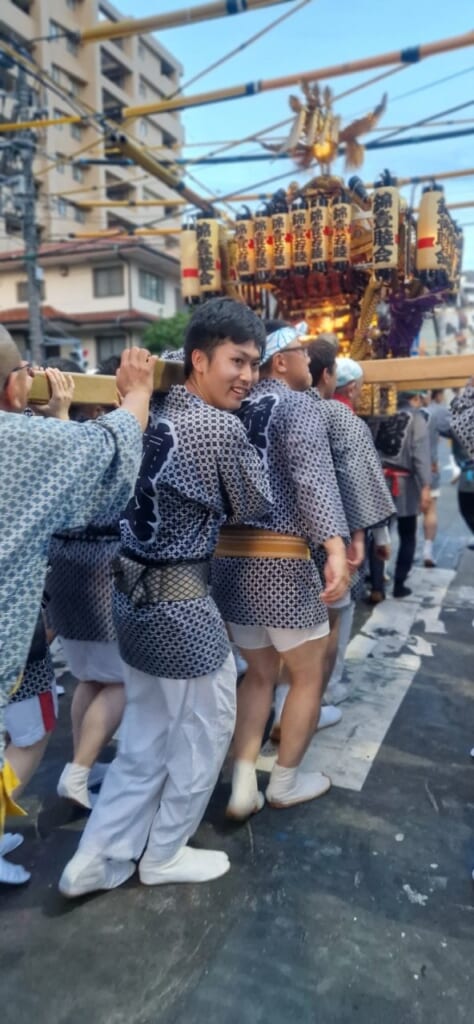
[1,300,473,894]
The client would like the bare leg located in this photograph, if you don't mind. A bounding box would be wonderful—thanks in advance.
[232,646,281,764]
[5,735,50,800]
[323,609,341,691]
[278,634,329,768]
[71,681,100,757]
[74,683,125,768]
[423,497,437,565]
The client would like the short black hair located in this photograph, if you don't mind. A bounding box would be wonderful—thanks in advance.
[307,338,337,387]
[184,297,266,377]
[431,388,444,402]
[264,318,288,335]
[45,356,84,373]
[97,354,121,376]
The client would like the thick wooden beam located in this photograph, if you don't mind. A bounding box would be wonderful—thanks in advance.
[359,354,474,389]
[29,355,474,406]
[29,359,184,405]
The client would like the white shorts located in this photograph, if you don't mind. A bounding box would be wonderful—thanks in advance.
[228,620,329,653]
[326,588,352,610]
[59,639,124,684]
[5,688,58,746]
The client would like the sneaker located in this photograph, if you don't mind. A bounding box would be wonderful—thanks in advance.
[366,590,385,605]
[423,558,436,568]
[324,682,349,705]
[393,584,412,599]
[317,705,342,730]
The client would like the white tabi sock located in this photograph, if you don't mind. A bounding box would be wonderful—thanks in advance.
[57,762,91,809]
[0,854,31,886]
[59,850,135,898]
[266,762,331,808]
[139,846,230,886]
[424,540,433,559]
[226,760,264,820]
[0,832,24,857]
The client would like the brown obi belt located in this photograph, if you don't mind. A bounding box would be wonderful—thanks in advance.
[383,467,410,498]
[215,527,311,561]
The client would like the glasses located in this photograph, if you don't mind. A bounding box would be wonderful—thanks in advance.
[10,361,34,376]
[282,346,309,357]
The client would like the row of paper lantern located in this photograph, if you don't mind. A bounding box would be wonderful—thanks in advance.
[180,183,462,300]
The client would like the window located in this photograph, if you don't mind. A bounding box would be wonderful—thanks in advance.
[55,153,66,173]
[51,65,61,83]
[70,122,82,140]
[57,197,67,217]
[139,78,146,98]
[139,269,164,303]
[72,164,83,182]
[72,204,85,223]
[93,265,124,298]
[49,20,62,38]
[66,35,79,56]
[138,119,148,139]
[17,280,46,302]
[138,40,145,60]
[53,108,64,129]
[96,334,127,360]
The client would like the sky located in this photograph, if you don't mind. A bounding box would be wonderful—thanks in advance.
[129,0,473,265]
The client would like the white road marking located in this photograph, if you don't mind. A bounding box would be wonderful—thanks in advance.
[257,568,457,790]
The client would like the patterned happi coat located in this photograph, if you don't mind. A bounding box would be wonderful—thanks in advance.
[451,383,474,460]
[373,402,431,517]
[311,390,395,529]
[48,522,120,642]
[114,385,272,679]
[0,409,143,766]
[212,378,349,630]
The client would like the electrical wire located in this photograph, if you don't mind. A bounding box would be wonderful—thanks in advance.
[168,0,311,99]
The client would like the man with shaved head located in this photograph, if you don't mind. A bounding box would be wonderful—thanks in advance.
[0,325,157,884]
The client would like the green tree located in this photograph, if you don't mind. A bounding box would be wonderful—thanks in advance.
[142,311,190,354]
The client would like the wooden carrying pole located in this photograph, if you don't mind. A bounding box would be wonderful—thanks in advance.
[121,30,474,117]
[29,355,474,406]
[79,0,295,44]
[107,133,215,215]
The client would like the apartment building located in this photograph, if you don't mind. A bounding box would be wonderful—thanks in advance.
[0,236,182,367]
[0,0,184,356]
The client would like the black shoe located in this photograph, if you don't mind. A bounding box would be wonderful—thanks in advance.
[393,584,412,599]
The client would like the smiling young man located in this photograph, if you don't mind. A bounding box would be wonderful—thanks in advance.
[60,298,272,898]
[212,321,350,818]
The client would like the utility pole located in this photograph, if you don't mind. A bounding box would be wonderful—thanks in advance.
[14,63,44,364]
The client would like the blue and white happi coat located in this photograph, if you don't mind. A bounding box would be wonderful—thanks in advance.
[212,378,349,630]
[0,408,143,765]
[311,390,395,531]
[451,383,474,460]
[114,385,272,679]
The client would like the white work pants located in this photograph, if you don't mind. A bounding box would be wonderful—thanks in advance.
[80,652,236,864]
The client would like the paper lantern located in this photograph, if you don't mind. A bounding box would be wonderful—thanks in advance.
[310,195,330,271]
[350,202,373,266]
[416,185,451,286]
[180,224,200,300]
[272,201,292,277]
[330,193,352,269]
[372,185,399,274]
[235,207,256,282]
[254,204,274,281]
[290,198,311,272]
[196,215,222,294]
